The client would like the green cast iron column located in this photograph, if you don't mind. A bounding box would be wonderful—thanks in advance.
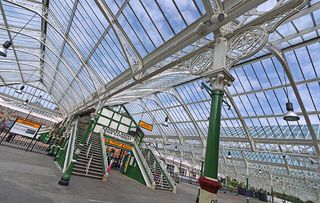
[203,89,224,179]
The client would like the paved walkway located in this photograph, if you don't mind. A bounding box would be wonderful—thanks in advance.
[0,146,264,203]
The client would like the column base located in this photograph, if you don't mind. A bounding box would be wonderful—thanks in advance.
[102,173,109,182]
[198,176,221,203]
[58,177,70,186]
[199,188,218,203]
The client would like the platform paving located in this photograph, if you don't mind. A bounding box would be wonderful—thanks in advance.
[0,146,264,203]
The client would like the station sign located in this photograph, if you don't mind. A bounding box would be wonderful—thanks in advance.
[9,118,41,138]
[104,138,132,150]
[138,120,153,131]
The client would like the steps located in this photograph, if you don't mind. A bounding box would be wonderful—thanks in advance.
[72,117,104,179]
[142,149,173,191]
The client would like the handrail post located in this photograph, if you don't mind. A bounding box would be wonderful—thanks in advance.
[86,156,93,175]
[58,116,79,186]
[86,143,92,158]
[100,132,108,182]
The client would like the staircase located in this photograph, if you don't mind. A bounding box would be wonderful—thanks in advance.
[72,119,104,179]
[142,149,173,191]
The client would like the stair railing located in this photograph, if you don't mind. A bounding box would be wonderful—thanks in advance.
[86,131,92,145]
[132,142,155,189]
[146,148,176,193]
[86,143,92,158]
[59,115,97,186]
[144,142,167,165]
[62,118,79,173]
[100,132,107,177]
[160,173,164,187]
[86,155,93,175]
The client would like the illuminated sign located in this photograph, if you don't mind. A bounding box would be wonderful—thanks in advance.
[105,138,132,150]
[10,118,41,138]
[138,120,153,131]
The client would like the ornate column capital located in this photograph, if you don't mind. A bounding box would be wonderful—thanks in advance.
[209,71,234,92]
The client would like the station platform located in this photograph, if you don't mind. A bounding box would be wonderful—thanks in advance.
[0,146,264,203]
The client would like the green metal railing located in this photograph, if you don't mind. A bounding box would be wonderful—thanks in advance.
[58,116,79,185]
[56,135,70,167]
[145,148,176,192]
[58,114,96,186]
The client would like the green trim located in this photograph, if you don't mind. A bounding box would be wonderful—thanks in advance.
[56,138,68,167]
[59,115,82,186]
[203,90,223,179]
[133,144,153,185]
[48,126,65,156]
[98,107,136,133]
[37,132,49,142]
[125,155,146,185]
[122,105,145,145]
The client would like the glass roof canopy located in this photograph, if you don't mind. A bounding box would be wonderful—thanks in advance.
[0,0,319,201]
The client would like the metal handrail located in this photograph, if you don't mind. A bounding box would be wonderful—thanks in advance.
[86,155,93,175]
[99,132,107,175]
[86,143,92,158]
[133,142,155,188]
[144,142,167,165]
[86,131,92,145]
[62,117,79,173]
[147,148,176,191]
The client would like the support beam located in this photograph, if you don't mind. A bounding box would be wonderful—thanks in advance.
[94,0,142,75]
[225,89,256,151]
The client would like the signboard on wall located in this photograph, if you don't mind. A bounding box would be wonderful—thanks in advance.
[104,138,132,150]
[138,120,153,131]
[9,118,41,138]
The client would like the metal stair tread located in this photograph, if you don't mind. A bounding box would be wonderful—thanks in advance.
[72,171,102,179]
[73,168,103,176]
[76,160,102,167]
[73,164,103,172]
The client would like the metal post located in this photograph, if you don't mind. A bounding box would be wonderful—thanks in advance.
[203,89,223,178]
[246,177,249,203]
[200,160,204,176]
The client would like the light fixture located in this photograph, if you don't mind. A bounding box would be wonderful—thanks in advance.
[15,84,25,94]
[226,151,232,159]
[282,68,299,122]
[0,13,36,57]
[283,102,299,121]
[162,116,169,127]
[0,41,12,57]
[23,99,29,105]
